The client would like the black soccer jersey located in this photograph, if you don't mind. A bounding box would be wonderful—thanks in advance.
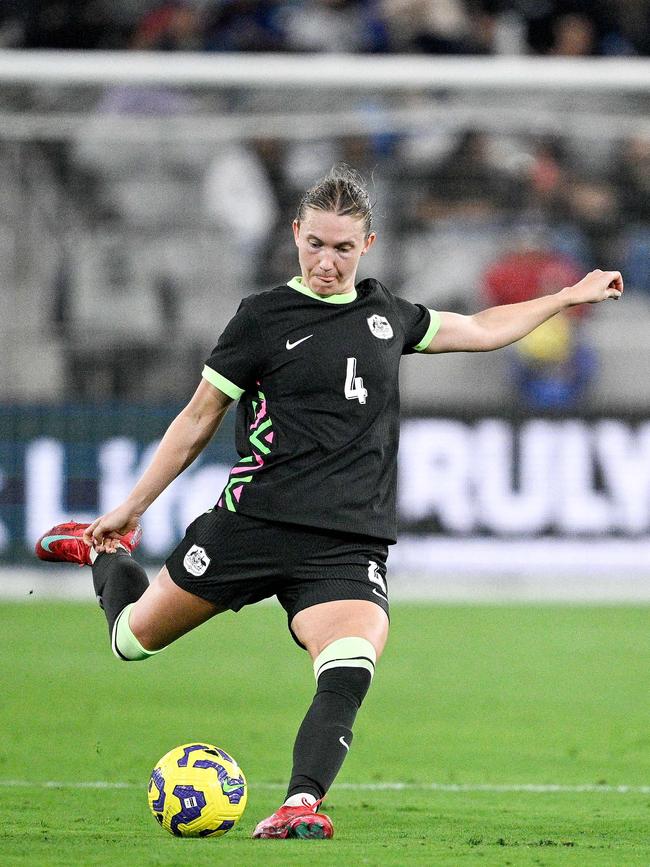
[203,276,440,542]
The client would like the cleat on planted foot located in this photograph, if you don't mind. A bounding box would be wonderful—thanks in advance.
[252,799,333,839]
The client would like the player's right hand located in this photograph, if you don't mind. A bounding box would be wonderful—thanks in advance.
[83,504,142,552]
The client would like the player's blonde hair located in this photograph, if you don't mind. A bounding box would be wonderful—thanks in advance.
[296,164,373,237]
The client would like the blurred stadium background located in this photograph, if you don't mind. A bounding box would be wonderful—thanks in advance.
[1,0,650,600]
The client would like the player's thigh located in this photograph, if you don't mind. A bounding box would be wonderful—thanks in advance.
[129,566,225,651]
[290,599,389,662]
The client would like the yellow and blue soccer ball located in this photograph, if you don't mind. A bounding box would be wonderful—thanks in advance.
[148,742,247,837]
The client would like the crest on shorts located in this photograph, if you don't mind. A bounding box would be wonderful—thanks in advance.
[183,544,210,576]
[367,314,393,340]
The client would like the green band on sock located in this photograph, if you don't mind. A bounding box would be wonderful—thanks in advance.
[313,636,376,681]
[112,603,162,661]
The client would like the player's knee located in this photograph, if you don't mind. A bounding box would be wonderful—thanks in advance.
[313,636,377,707]
[111,603,165,662]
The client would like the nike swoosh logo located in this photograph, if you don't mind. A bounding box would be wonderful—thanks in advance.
[339,736,350,751]
[39,534,81,552]
[372,588,388,601]
[222,780,245,793]
[286,334,313,350]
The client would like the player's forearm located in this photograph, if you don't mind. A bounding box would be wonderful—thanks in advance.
[428,270,621,354]
[125,406,225,514]
[469,291,568,351]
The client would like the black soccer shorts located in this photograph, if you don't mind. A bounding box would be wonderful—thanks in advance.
[166,507,390,644]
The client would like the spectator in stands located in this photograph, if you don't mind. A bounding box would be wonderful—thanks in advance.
[615,135,650,223]
[131,1,202,51]
[615,135,650,293]
[484,229,585,310]
[614,0,650,55]
[395,128,528,313]
[381,0,491,54]
[523,0,644,57]
[21,0,118,49]
[508,313,598,411]
[415,130,516,221]
[620,226,650,296]
[8,0,650,54]
[203,139,281,286]
[203,1,286,52]
[562,176,622,265]
[281,0,390,53]
[482,229,598,410]
[523,139,568,220]
[0,3,25,46]
[549,13,597,56]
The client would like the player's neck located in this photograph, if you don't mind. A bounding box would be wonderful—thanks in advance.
[288,276,357,304]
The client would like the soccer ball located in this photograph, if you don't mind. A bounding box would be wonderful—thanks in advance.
[148,742,247,837]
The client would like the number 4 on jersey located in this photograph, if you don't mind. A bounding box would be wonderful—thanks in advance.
[344,357,368,405]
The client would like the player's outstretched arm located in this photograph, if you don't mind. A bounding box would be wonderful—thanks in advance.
[424,269,623,354]
[84,379,232,550]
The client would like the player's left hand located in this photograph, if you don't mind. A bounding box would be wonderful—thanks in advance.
[561,269,623,306]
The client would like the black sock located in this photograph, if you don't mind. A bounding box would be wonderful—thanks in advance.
[91,550,149,635]
[286,666,372,801]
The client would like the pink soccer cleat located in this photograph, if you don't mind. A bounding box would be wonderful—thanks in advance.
[252,798,334,839]
[35,521,142,567]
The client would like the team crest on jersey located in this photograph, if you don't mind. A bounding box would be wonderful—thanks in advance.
[367,314,393,340]
[183,544,210,576]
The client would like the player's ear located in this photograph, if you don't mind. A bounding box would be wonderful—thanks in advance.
[292,219,301,246]
[361,232,376,255]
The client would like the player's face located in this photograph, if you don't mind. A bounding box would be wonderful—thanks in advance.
[292,208,376,296]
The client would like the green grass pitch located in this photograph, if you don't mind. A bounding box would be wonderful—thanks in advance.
[3,599,650,865]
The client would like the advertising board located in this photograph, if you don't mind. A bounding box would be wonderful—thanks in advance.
[3,408,649,579]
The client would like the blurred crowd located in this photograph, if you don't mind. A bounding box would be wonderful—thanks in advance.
[6,115,640,409]
[1,0,649,56]
[0,0,648,411]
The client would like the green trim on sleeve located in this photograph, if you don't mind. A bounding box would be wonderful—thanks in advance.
[413,309,441,352]
[202,365,244,399]
[288,276,357,304]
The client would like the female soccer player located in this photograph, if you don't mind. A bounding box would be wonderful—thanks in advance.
[36,166,623,839]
